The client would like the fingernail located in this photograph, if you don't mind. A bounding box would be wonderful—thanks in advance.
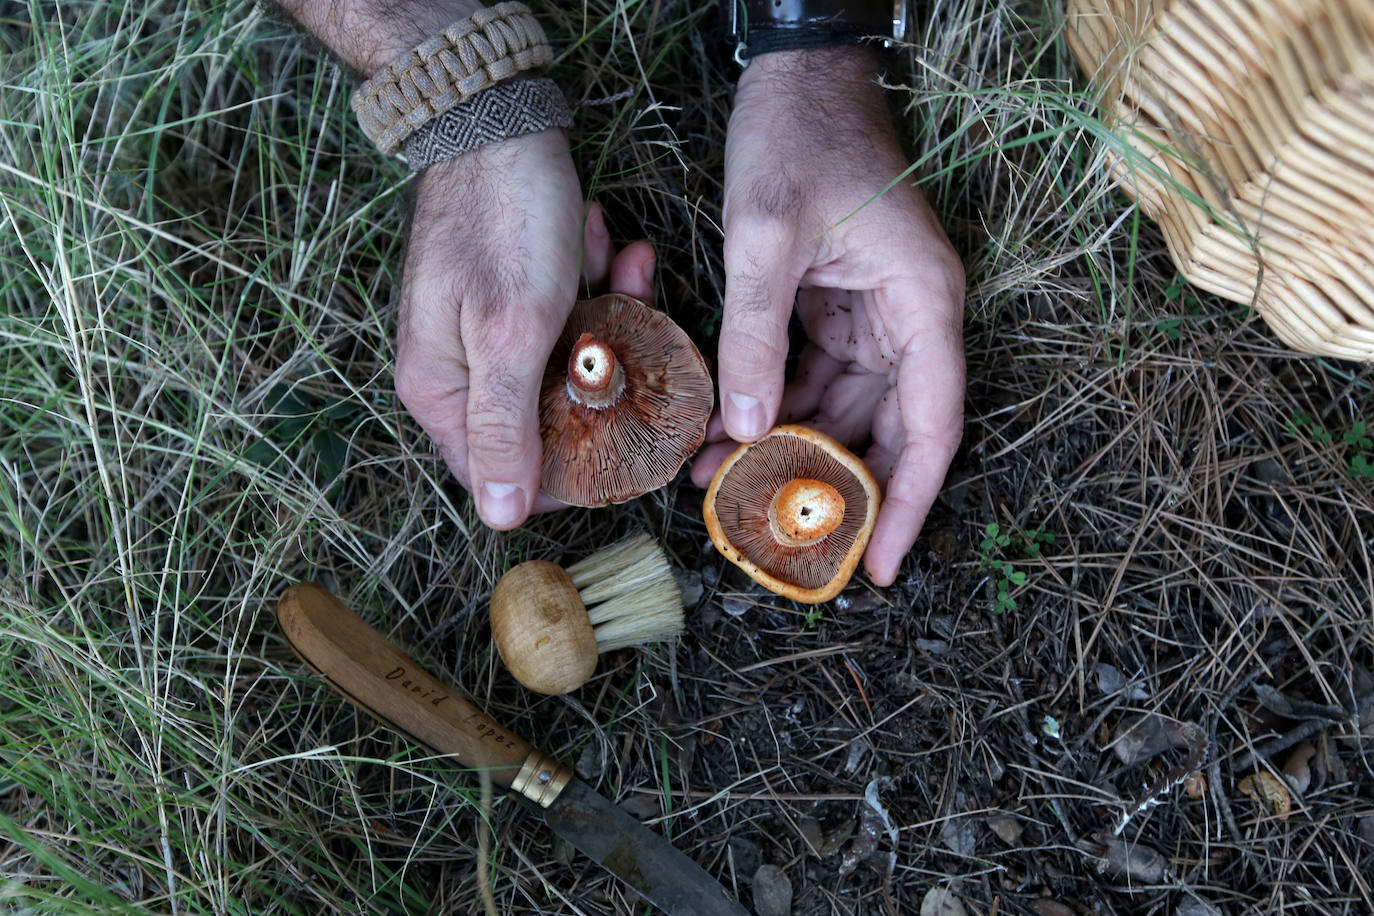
[588,207,608,239]
[726,391,767,440]
[479,481,526,528]
[641,257,656,290]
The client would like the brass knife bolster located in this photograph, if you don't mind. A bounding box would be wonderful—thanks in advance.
[511,750,573,807]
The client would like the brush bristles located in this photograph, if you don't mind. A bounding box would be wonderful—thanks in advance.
[565,532,685,652]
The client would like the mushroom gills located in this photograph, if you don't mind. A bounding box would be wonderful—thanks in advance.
[703,425,881,603]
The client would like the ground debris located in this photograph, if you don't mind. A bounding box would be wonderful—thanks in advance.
[750,864,792,916]
[1083,832,1170,883]
[1110,712,1207,834]
[1094,663,1151,700]
[919,886,969,916]
[1281,741,1316,794]
[1027,901,1076,916]
[1237,771,1291,817]
[940,814,978,858]
[839,778,897,878]
[1111,713,1201,764]
[1253,683,1347,722]
[985,812,1024,845]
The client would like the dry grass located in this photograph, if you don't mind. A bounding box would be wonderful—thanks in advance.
[1,0,1371,914]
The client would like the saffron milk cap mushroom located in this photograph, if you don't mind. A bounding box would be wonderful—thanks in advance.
[703,425,881,604]
[538,294,713,507]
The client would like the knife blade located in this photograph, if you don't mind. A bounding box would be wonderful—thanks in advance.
[277,582,749,916]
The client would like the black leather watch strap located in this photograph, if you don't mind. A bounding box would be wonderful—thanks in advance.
[724,0,900,61]
[740,0,893,33]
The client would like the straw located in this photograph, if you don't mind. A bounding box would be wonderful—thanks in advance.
[1067,0,1374,360]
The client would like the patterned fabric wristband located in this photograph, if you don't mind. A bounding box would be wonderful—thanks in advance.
[402,76,573,172]
[352,1,553,155]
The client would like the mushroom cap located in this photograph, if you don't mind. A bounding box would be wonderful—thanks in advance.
[703,425,881,604]
[490,560,598,694]
[538,294,713,507]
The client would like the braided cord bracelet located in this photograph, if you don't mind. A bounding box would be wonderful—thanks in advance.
[403,76,573,172]
[352,1,555,156]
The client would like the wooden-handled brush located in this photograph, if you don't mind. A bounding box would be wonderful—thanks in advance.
[489,532,684,694]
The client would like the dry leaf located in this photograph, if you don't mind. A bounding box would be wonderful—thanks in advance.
[940,816,977,857]
[985,813,1024,845]
[840,778,897,877]
[920,887,969,916]
[1176,901,1224,916]
[1097,833,1170,882]
[1094,663,1151,700]
[1029,902,1076,916]
[1238,772,1291,817]
[1112,714,1201,764]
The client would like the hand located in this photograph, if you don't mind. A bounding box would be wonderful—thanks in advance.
[395,130,656,529]
[692,47,966,587]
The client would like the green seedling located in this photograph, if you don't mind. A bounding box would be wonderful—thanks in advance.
[980,523,1024,614]
[1288,414,1374,479]
[979,522,1056,614]
[245,383,359,486]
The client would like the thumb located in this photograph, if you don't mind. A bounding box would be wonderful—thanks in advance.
[718,222,802,442]
[463,314,558,529]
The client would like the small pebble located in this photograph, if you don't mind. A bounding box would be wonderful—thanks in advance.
[751,864,792,916]
[728,837,761,877]
[722,596,751,617]
[674,568,704,606]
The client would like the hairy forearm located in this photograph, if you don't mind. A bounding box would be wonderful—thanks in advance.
[276,0,485,75]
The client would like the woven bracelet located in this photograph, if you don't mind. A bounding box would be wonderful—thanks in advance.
[352,1,554,155]
[403,76,573,172]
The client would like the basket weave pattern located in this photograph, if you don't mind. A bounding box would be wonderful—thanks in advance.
[1067,0,1374,360]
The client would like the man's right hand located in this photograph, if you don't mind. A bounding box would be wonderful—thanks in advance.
[394,128,656,529]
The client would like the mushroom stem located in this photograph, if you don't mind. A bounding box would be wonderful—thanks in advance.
[768,477,845,547]
[566,332,625,409]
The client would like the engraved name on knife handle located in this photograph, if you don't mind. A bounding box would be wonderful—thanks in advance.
[277,582,572,805]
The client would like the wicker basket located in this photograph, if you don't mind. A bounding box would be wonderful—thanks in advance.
[1066,0,1374,360]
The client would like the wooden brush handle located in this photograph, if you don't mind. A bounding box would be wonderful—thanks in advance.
[278,582,567,799]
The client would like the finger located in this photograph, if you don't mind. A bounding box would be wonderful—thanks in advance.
[719,223,802,442]
[581,202,613,290]
[463,303,565,530]
[395,258,473,491]
[862,290,965,586]
[690,439,741,488]
[778,343,846,424]
[809,367,888,449]
[608,240,657,303]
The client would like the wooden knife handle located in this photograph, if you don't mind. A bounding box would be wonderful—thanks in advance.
[277,582,570,803]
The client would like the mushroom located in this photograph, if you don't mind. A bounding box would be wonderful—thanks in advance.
[703,425,881,604]
[538,293,713,507]
[490,532,684,694]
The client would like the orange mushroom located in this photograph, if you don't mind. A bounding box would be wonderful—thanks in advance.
[538,294,713,507]
[703,425,881,604]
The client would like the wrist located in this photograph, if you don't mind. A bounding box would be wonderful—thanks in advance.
[739,45,882,98]
[282,0,484,75]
